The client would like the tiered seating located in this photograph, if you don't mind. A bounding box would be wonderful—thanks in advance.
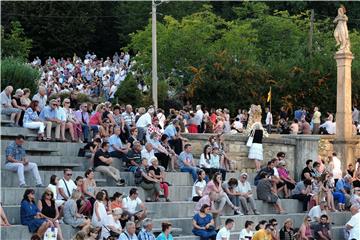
[0,115,351,239]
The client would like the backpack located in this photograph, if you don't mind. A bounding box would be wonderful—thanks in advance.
[134,167,143,185]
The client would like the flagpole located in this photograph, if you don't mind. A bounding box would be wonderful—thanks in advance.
[269,86,272,113]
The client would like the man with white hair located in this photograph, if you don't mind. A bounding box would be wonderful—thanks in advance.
[119,221,139,240]
[138,218,156,240]
[194,105,204,133]
[346,205,360,240]
[136,107,154,143]
[32,86,47,111]
[0,86,21,126]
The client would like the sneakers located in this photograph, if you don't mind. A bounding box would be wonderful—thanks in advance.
[254,210,261,215]
[20,184,30,188]
[35,184,45,187]
[115,179,125,186]
[233,207,244,215]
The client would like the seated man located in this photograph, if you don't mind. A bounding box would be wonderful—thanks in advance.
[308,201,329,227]
[236,172,260,215]
[109,126,129,160]
[0,86,21,126]
[178,144,200,182]
[334,174,352,210]
[141,143,155,166]
[126,141,143,172]
[58,168,77,201]
[313,214,332,240]
[122,188,147,225]
[93,142,125,186]
[291,179,313,212]
[164,119,187,155]
[39,99,65,141]
[137,218,156,240]
[4,134,43,187]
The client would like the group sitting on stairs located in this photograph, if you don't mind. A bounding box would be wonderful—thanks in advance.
[2,84,360,239]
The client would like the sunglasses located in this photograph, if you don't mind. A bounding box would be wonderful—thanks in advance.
[64,102,70,104]
[273,223,278,226]
[66,173,73,176]
[45,192,52,196]
[269,228,275,231]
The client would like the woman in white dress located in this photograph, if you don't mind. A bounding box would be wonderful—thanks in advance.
[91,191,108,227]
[248,122,268,171]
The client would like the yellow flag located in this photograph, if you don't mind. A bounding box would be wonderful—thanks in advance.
[267,87,272,102]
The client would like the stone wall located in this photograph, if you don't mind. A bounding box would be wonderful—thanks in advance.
[183,134,302,178]
[319,135,360,163]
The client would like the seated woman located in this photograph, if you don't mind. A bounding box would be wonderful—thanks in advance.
[199,144,213,179]
[63,190,91,231]
[20,189,52,238]
[279,218,295,240]
[11,88,26,126]
[101,208,123,240]
[75,176,92,216]
[319,172,336,212]
[82,138,101,167]
[210,146,226,180]
[82,168,97,208]
[63,98,82,142]
[156,222,174,240]
[203,172,242,215]
[149,157,171,202]
[298,216,313,240]
[0,204,11,226]
[89,104,105,138]
[37,188,64,240]
[256,172,286,214]
[160,134,177,172]
[192,204,217,240]
[192,170,207,202]
[137,158,161,202]
[277,161,296,198]
[149,132,171,170]
[23,101,46,141]
[109,192,123,210]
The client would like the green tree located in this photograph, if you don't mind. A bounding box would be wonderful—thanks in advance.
[1,21,32,60]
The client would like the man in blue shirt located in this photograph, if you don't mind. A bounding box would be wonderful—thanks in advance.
[39,99,64,141]
[178,144,199,182]
[137,218,155,240]
[4,135,43,187]
[334,174,352,210]
[109,126,129,160]
[164,119,187,155]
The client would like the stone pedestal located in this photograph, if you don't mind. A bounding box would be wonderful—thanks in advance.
[334,51,353,139]
[334,50,355,170]
[283,135,320,181]
[332,138,359,172]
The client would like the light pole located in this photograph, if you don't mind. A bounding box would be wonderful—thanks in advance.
[152,0,158,109]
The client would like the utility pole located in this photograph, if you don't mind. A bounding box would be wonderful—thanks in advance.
[152,0,158,109]
[308,9,315,57]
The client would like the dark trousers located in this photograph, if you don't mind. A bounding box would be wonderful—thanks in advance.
[292,193,311,211]
[155,152,170,170]
[168,138,183,155]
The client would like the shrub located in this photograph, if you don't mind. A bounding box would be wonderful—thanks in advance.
[114,75,143,107]
[1,57,39,94]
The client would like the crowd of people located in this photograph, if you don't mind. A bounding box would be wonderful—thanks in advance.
[1,54,360,239]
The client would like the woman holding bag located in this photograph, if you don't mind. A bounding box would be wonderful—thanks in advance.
[247,122,267,171]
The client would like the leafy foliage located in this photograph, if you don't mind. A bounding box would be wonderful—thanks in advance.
[1,57,39,93]
[128,2,360,113]
[1,21,32,60]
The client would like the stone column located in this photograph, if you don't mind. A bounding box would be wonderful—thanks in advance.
[333,51,356,170]
[334,51,353,139]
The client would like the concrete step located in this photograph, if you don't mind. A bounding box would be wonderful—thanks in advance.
[1,126,38,139]
[1,140,84,157]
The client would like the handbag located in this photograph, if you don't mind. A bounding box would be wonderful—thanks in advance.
[246,130,254,147]
[44,227,58,240]
[103,225,120,238]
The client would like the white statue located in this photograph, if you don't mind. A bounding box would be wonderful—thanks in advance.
[334,5,351,52]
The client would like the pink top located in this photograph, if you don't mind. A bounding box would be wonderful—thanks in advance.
[203,180,223,196]
[89,112,101,126]
[278,167,289,179]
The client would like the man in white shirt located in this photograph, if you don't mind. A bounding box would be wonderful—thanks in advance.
[122,188,147,222]
[141,143,155,166]
[319,117,336,135]
[58,168,77,200]
[265,107,273,133]
[216,218,234,240]
[346,205,360,240]
[136,108,154,143]
[239,220,254,240]
[236,173,260,215]
[308,201,328,224]
[194,105,204,133]
[119,221,139,240]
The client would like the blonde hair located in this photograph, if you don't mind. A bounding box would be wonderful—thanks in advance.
[70,190,82,200]
[95,103,105,112]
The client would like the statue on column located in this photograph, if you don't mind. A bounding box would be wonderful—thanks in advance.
[334,5,351,52]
